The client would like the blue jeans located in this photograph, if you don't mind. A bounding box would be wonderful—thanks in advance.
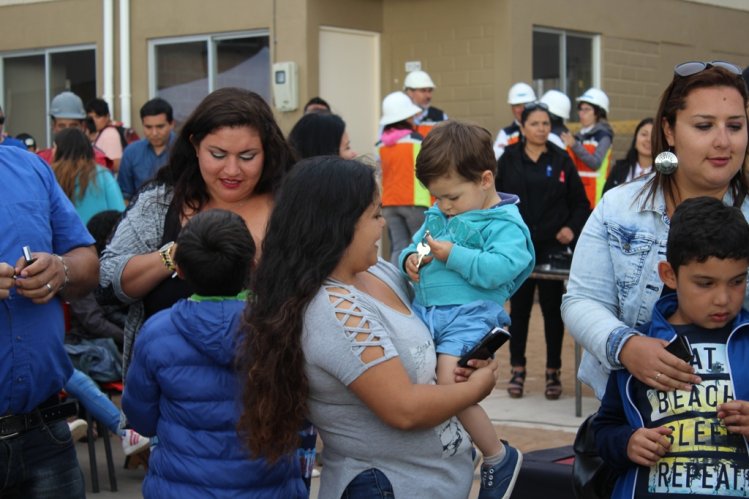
[0,419,85,498]
[341,468,394,499]
[65,369,124,436]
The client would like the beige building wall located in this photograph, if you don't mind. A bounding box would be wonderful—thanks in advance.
[128,0,381,132]
[382,0,507,133]
[0,0,99,50]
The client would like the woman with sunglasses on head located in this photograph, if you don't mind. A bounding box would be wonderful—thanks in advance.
[602,117,654,194]
[497,102,590,400]
[561,61,748,400]
[561,88,614,208]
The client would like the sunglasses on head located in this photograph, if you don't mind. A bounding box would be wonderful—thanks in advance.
[674,60,743,78]
[524,102,549,112]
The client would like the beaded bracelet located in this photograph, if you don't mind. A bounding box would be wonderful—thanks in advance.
[52,254,69,293]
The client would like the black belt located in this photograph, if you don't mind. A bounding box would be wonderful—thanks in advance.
[0,401,78,438]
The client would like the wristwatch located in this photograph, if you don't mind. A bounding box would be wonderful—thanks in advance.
[158,241,176,272]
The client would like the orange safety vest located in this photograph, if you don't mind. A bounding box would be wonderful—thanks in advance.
[416,122,436,138]
[377,134,431,208]
[568,140,612,208]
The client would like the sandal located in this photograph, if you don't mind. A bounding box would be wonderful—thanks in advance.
[545,369,562,400]
[507,368,526,398]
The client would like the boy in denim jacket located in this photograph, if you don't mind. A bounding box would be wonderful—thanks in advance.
[400,120,535,499]
[593,196,749,498]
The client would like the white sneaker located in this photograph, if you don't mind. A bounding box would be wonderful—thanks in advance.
[68,419,88,442]
[121,429,150,456]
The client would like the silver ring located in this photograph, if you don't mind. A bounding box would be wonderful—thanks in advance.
[46,283,53,293]
[655,372,662,382]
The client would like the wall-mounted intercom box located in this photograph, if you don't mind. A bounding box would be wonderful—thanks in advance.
[272,61,299,112]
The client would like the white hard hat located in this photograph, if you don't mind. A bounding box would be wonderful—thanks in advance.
[576,87,610,114]
[50,91,86,119]
[507,82,536,105]
[380,91,423,126]
[540,90,571,120]
[403,70,436,90]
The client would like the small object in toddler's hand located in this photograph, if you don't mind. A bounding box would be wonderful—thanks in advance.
[415,230,431,268]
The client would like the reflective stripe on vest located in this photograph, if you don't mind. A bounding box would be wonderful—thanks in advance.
[378,139,430,207]
[568,142,612,208]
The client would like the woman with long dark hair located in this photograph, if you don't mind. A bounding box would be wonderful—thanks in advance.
[238,156,498,499]
[602,117,654,194]
[100,88,295,374]
[52,127,125,224]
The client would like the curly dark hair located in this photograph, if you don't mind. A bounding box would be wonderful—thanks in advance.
[237,156,378,461]
[153,87,295,218]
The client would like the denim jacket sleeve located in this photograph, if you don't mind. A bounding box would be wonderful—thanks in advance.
[561,199,628,368]
[562,180,667,397]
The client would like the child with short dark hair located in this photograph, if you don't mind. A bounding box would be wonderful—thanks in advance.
[592,196,749,498]
[400,120,535,499]
[122,209,307,498]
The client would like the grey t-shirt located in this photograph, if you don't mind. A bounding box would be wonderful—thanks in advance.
[303,259,473,498]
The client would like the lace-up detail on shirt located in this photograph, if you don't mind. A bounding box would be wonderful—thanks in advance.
[325,285,393,364]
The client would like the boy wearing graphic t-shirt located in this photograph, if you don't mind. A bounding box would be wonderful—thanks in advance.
[592,196,749,499]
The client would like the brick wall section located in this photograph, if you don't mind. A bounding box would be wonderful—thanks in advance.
[384,23,497,133]
[602,36,663,159]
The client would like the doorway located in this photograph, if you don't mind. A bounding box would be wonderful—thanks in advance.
[319,27,380,159]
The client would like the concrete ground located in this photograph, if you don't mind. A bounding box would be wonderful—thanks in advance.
[74,302,599,498]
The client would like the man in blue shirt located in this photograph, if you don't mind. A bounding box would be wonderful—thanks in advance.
[0,146,100,497]
[117,97,175,201]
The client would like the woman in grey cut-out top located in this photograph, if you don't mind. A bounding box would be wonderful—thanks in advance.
[237,156,499,499]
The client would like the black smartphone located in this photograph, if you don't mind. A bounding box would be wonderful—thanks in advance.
[457,327,512,367]
[22,245,36,265]
[665,335,693,363]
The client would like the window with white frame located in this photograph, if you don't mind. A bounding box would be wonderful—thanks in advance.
[532,28,599,122]
[150,31,271,125]
[1,46,96,148]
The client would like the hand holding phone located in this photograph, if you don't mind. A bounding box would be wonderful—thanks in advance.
[665,335,693,363]
[457,327,512,368]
